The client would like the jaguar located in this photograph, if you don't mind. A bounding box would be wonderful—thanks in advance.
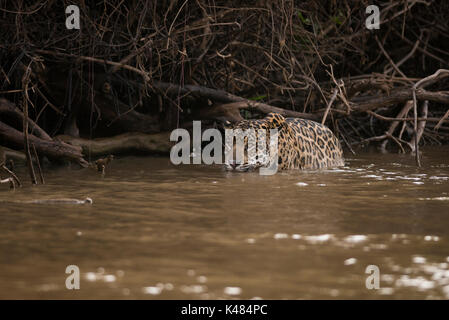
[224,112,344,172]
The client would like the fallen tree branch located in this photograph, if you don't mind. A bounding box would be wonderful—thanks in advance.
[0,121,88,167]
[151,81,317,120]
[56,132,173,157]
[351,88,449,112]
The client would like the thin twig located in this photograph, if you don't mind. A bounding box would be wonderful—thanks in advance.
[32,143,45,184]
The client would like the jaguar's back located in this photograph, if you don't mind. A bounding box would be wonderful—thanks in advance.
[281,118,344,170]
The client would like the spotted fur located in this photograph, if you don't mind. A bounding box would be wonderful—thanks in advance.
[225,112,344,171]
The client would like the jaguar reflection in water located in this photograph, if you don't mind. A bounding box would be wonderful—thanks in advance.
[170,112,344,175]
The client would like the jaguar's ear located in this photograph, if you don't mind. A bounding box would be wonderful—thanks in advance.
[265,112,286,129]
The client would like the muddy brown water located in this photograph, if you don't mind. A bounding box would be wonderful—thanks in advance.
[1,147,449,299]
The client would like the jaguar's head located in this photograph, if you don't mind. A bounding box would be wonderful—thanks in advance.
[223,112,286,172]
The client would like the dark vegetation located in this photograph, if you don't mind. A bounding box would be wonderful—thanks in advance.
[1,0,449,186]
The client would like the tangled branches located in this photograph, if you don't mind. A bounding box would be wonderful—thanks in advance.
[1,0,449,170]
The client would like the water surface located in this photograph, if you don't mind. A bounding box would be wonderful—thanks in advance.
[1,147,448,299]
